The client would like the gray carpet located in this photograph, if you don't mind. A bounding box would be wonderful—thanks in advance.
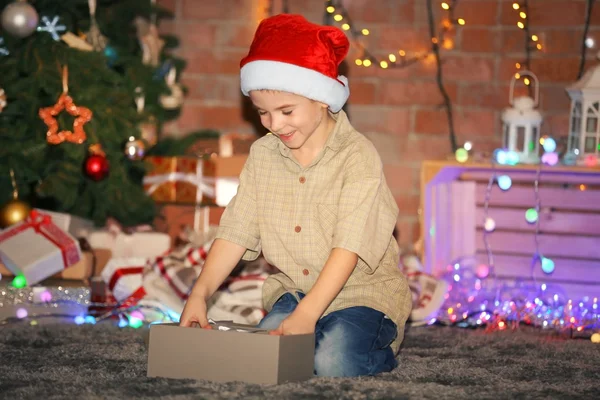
[0,323,599,400]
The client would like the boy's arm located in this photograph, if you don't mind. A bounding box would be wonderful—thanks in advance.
[296,248,358,320]
[269,248,358,335]
[189,238,247,300]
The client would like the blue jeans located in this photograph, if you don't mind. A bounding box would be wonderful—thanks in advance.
[257,293,398,377]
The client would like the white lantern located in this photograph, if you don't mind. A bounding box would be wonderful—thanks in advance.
[566,53,600,161]
[501,71,543,164]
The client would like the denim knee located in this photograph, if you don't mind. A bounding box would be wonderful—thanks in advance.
[257,293,298,330]
[313,307,398,377]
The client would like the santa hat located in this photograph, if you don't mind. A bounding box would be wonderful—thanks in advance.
[240,14,350,113]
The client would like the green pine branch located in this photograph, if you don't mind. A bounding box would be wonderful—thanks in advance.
[0,0,208,227]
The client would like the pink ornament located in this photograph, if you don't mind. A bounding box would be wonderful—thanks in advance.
[475,264,490,279]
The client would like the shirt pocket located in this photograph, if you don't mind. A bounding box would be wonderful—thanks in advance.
[313,203,337,257]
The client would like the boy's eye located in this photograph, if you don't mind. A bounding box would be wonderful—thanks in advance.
[282,110,293,116]
[257,110,267,116]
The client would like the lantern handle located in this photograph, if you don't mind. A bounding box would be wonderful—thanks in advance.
[509,70,539,107]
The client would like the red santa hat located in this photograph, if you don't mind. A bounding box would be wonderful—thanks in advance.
[240,14,350,113]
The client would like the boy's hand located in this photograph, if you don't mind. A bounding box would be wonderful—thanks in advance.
[268,308,317,336]
[179,293,213,329]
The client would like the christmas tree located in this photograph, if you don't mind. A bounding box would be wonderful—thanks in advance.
[0,0,191,227]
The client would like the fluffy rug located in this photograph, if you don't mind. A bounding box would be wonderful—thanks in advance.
[0,323,598,399]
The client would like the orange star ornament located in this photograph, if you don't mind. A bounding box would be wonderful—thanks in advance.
[39,66,92,145]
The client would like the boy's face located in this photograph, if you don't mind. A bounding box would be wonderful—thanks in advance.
[249,90,329,150]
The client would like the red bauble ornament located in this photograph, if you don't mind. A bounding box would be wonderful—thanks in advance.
[84,154,110,181]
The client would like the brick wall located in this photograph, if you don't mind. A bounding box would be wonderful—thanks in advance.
[158,0,599,246]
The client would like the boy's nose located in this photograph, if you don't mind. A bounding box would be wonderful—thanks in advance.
[269,116,285,133]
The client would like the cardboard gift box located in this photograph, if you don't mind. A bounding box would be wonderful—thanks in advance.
[0,211,81,285]
[0,248,112,281]
[143,155,246,206]
[34,208,94,238]
[147,322,315,384]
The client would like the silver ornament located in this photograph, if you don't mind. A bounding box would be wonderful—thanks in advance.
[1,1,39,38]
[124,137,146,160]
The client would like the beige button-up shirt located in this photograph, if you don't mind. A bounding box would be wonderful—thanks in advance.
[216,110,411,352]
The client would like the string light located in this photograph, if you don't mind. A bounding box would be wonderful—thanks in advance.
[324,0,465,70]
[577,1,595,79]
[512,1,543,77]
[432,156,600,337]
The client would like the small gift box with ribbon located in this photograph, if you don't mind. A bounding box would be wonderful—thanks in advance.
[0,210,82,286]
[143,155,246,206]
[101,257,148,304]
[87,218,171,260]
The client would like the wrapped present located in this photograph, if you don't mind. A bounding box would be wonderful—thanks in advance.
[34,209,94,238]
[87,230,171,259]
[101,257,147,303]
[0,210,81,286]
[0,248,112,281]
[143,155,246,206]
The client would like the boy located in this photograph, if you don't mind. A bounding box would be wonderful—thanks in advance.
[179,14,411,377]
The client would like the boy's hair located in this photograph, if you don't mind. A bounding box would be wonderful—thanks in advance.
[239,14,350,112]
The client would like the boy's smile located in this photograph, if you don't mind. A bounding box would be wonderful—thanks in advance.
[278,131,296,142]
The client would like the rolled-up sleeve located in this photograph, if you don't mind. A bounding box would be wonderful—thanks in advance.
[331,149,398,273]
[215,147,261,261]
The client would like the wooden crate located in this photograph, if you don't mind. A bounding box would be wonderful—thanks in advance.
[420,160,600,300]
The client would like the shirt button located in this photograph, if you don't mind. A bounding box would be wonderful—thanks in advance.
[302,269,309,276]
[294,225,302,233]
[299,176,306,184]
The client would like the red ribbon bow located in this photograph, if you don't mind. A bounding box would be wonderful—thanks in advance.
[0,210,80,269]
